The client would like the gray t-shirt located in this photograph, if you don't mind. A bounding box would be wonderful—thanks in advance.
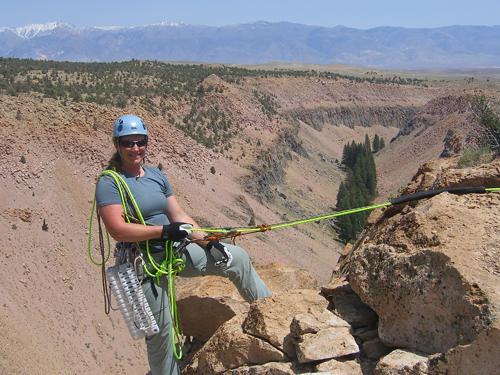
[95,166,173,251]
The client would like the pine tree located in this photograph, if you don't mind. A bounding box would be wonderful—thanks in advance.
[364,134,371,153]
[337,182,354,242]
[350,185,366,237]
[341,142,350,167]
[366,151,377,198]
[373,134,380,152]
[380,137,386,149]
[336,138,378,243]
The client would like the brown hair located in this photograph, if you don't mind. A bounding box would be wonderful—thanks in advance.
[107,151,122,171]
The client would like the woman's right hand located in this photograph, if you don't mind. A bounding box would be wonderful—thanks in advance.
[161,222,193,241]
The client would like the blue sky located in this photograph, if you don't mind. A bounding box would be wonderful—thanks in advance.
[2,0,499,29]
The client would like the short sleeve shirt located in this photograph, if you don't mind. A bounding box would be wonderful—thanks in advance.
[95,166,173,228]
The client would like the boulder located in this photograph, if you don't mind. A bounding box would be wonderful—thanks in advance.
[295,326,359,363]
[427,324,500,375]
[177,276,248,341]
[321,278,378,328]
[183,314,285,375]
[362,338,391,360]
[374,349,429,375]
[290,308,358,363]
[242,289,329,357]
[348,160,500,359]
[290,309,350,336]
[255,263,319,291]
[177,263,317,341]
[223,361,311,374]
[316,359,363,374]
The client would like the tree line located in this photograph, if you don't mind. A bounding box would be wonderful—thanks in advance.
[0,57,427,105]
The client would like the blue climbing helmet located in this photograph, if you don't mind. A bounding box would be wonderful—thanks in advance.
[113,114,148,138]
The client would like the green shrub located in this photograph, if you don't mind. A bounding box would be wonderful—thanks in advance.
[477,96,500,153]
[253,90,280,119]
[457,146,493,168]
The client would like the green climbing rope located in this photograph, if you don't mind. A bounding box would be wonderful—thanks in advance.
[192,185,500,240]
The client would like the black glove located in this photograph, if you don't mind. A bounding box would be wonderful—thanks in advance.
[161,222,193,241]
[207,241,233,267]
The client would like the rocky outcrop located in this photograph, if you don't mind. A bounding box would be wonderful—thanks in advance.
[396,96,473,137]
[242,289,329,357]
[183,288,367,374]
[348,158,500,368]
[291,310,358,363]
[394,95,485,149]
[177,264,318,342]
[177,276,249,342]
[321,278,378,328]
[374,349,429,375]
[289,105,416,131]
[375,96,495,197]
[183,159,499,375]
[184,314,286,374]
[440,129,462,157]
[401,157,500,195]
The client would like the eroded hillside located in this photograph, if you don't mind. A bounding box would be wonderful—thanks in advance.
[1,59,499,374]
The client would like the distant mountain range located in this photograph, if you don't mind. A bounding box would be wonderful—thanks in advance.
[1,21,499,69]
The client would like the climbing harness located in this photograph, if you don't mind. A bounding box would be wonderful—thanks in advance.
[189,186,500,242]
[88,169,185,359]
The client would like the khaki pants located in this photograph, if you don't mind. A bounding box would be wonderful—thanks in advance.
[142,242,271,375]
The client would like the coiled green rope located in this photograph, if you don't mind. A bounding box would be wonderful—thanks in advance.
[87,169,185,360]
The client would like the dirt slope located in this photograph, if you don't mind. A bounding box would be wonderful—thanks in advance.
[0,70,494,374]
[376,95,490,197]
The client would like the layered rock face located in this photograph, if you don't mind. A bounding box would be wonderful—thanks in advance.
[288,105,416,131]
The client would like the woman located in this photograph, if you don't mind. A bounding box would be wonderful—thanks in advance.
[95,114,271,375]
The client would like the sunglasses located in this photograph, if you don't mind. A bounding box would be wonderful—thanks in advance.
[119,139,148,148]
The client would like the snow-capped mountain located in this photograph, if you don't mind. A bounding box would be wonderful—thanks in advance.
[0,21,499,69]
[13,22,72,39]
